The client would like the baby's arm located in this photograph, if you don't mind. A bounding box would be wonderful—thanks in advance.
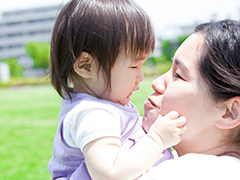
[83,111,186,180]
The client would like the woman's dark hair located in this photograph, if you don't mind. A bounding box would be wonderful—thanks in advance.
[195,19,240,146]
[50,0,155,99]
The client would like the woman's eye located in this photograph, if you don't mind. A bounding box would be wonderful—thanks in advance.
[173,73,182,79]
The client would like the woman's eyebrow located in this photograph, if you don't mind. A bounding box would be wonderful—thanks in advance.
[172,58,190,73]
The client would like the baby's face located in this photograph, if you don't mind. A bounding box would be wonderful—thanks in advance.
[101,52,149,106]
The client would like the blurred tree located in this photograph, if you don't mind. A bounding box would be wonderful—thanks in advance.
[25,41,50,69]
[143,35,189,76]
[1,58,25,77]
[161,35,189,60]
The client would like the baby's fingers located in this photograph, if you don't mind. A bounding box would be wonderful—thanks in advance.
[174,116,187,127]
[164,111,179,120]
[176,117,187,135]
[180,125,187,134]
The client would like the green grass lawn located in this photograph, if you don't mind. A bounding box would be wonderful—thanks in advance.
[0,76,155,179]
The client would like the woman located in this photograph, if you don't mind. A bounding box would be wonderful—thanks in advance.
[140,19,240,179]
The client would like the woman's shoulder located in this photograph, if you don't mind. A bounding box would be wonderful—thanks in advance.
[139,153,240,180]
[175,153,240,167]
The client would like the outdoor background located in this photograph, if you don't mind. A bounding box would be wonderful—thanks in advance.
[0,0,240,179]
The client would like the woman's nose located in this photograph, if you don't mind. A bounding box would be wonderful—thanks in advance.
[151,72,169,94]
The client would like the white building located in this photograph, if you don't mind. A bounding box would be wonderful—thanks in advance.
[0,4,62,60]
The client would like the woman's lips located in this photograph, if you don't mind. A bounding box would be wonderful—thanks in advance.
[144,98,157,108]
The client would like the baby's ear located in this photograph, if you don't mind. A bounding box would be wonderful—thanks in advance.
[215,97,240,129]
[74,52,94,78]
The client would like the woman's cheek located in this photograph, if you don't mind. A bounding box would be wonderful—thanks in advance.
[160,87,184,114]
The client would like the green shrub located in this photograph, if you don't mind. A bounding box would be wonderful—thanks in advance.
[144,55,172,76]
[0,76,50,87]
[1,58,25,77]
[161,35,189,60]
[25,41,50,69]
[143,34,189,76]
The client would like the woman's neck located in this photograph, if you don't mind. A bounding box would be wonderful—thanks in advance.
[175,142,240,159]
[218,151,240,159]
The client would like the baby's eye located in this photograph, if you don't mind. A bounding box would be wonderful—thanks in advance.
[131,66,138,69]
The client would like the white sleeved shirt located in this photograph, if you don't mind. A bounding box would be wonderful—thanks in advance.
[139,153,240,180]
[63,100,122,150]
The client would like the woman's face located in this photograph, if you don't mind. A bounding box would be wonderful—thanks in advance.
[143,33,223,155]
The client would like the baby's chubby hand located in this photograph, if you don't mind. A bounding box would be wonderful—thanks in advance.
[147,111,187,149]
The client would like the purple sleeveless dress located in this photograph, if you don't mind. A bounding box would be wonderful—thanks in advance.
[48,93,173,179]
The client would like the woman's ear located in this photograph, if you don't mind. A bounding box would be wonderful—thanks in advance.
[215,97,240,129]
[74,52,94,78]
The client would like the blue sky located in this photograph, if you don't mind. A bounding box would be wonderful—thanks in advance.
[1,0,239,23]
[0,0,239,38]
[1,0,239,24]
